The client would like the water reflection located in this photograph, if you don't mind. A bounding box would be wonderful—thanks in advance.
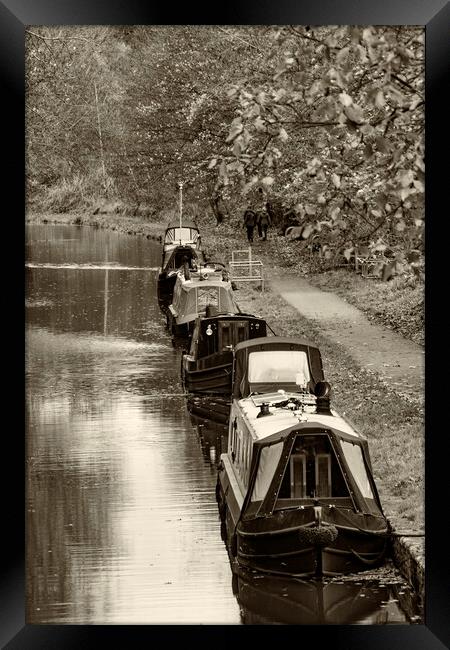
[186,399,229,468]
[26,225,240,624]
[232,568,421,625]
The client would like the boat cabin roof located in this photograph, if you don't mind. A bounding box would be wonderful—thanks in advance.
[170,271,240,325]
[230,396,381,517]
[235,392,363,445]
[163,220,200,249]
[165,218,199,231]
[232,337,325,398]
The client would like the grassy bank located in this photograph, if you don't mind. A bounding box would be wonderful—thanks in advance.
[27,211,424,535]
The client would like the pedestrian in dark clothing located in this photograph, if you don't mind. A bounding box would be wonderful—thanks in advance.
[259,210,272,240]
[243,208,257,242]
[256,211,263,238]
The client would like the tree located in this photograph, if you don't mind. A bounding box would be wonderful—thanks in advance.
[216,25,424,261]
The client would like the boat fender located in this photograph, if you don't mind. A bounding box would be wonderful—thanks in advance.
[298,524,338,547]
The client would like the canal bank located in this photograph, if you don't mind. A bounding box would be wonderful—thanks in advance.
[26,212,425,608]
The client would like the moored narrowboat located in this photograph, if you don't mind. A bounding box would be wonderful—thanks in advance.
[161,218,201,251]
[182,313,268,394]
[217,337,389,577]
[166,264,239,342]
[157,219,206,311]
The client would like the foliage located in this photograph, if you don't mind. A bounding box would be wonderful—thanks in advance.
[26,26,424,268]
[216,26,424,265]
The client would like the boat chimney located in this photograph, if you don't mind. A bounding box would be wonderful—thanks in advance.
[314,381,332,415]
[316,396,331,415]
[257,403,272,418]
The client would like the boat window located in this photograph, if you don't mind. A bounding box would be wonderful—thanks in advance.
[219,322,232,350]
[316,454,332,497]
[250,442,284,501]
[244,437,252,485]
[219,321,249,351]
[277,435,349,500]
[166,227,198,244]
[248,350,310,388]
[290,454,306,497]
[198,287,219,309]
[340,440,374,499]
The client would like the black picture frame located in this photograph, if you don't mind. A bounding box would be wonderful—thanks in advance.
[2,0,448,647]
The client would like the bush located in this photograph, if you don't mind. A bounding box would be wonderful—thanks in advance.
[35,168,119,214]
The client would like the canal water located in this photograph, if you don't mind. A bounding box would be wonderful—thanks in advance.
[26,224,421,625]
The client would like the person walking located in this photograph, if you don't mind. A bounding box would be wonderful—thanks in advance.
[259,209,272,240]
[256,211,263,238]
[243,206,257,243]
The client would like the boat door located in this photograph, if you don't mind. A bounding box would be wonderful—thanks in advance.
[218,320,249,351]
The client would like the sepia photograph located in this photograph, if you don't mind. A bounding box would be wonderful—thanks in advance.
[1,0,448,645]
[24,24,425,625]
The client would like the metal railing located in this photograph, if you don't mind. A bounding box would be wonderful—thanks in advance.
[229,248,265,291]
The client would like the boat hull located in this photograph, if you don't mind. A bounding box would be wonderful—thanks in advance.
[157,273,176,312]
[217,467,387,578]
[236,512,387,577]
[183,355,233,395]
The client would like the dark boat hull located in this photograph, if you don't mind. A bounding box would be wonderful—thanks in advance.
[217,470,387,578]
[183,355,233,395]
[166,310,193,343]
[235,513,387,577]
[157,273,176,312]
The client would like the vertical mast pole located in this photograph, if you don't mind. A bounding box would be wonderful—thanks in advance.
[178,181,183,243]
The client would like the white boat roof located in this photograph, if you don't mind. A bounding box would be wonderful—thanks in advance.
[178,268,229,287]
[163,242,199,252]
[237,393,361,442]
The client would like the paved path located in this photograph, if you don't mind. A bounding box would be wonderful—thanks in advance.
[268,271,424,405]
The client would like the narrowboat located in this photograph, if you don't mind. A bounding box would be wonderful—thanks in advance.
[157,219,206,311]
[166,264,239,342]
[161,218,201,251]
[217,337,389,577]
[182,313,268,395]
